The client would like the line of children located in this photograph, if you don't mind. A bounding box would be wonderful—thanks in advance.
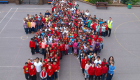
[23,57,59,80]
[25,0,115,80]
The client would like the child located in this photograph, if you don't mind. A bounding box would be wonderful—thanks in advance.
[73,39,77,56]
[106,62,115,80]
[99,40,103,55]
[40,67,47,80]
[101,58,108,67]
[28,20,31,33]
[24,21,28,34]
[94,56,101,67]
[31,20,35,34]
[88,64,95,80]
[47,66,54,80]
[85,61,92,80]
[52,61,59,80]
[65,42,69,55]
[101,24,106,37]
[29,38,35,55]
[95,63,102,80]
[23,62,30,80]
[29,64,36,80]
[68,40,73,54]
[81,56,89,76]
[102,64,108,80]
[88,53,93,61]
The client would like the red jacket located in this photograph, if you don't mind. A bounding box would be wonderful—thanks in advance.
[52,7,55,12]
[29,41,35,48]
[52,64,59,72]
[88,66,95,75]
[102,66,108,74]
[23,66,29,74]
[47,69,54,76]
[101,62,108,67]
[95,66,102,76]
[98,37,103,42]
[92,23,97,31]
[81,58,89,69]
[29,68,36,76]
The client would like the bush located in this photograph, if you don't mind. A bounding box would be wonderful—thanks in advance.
[88,0,109,4]
[121,0,140,5]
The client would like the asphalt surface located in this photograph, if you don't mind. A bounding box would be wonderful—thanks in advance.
[0,1,140,80]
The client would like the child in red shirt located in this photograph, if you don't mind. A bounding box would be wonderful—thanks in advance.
[29,64,36,80]
[88,64,95,80]
[23,62,30,80]
[52,61,59,80]
[102,64,108,80]
[47,66,54,80]
[95,63,102,80]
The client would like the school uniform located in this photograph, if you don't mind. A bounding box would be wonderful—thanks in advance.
[29,67,36,80]
[23,66,30,80]
[102,66,108,80]
[81,58,89,73]
[52,64,59,79]
[47,68,54,80]
[95,66,102,80]
[88,66,95,80]
[40,70,47,80]
[29,41,35,55]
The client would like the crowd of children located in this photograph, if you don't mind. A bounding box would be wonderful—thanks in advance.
[23,0,115,80]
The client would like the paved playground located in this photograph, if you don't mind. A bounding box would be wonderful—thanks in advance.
[0,1,140,80]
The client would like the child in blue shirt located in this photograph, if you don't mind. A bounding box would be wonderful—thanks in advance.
[106,62,115,80]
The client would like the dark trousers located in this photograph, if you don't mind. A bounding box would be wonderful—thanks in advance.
[31,47,35,55]
[95,50,99,54]
[108,28,111,37]
[99,49,101,53]
[102,32,105,37]
[42,48,46,55]
[53,72,58,79]
[32,27,35,32]
[35,46,39,53]
[44,52,46,59]
[105,30,108,36]
[30,75,36,80]
[60,51,63,59]
[102,74,107,80]
[106,73,113,80]
[25,73,30,79]
[89,75,94,80]
[25,28,28,34]
[35,26,37,32]
[38,25,41,29]
[28,28,31,33]
[47,76,53,80]
[95,75,101,80]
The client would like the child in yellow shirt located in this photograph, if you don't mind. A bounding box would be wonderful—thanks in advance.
[28,20,31,33]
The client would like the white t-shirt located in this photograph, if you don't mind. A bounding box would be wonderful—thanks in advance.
[85,12,90,16]
[34,62,42,72]
[94,59,101,67]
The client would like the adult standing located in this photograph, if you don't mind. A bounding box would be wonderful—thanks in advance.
[107,56,115,66]
[34,57,42,80]
[106,62,115,80]
[107,17,113,37]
